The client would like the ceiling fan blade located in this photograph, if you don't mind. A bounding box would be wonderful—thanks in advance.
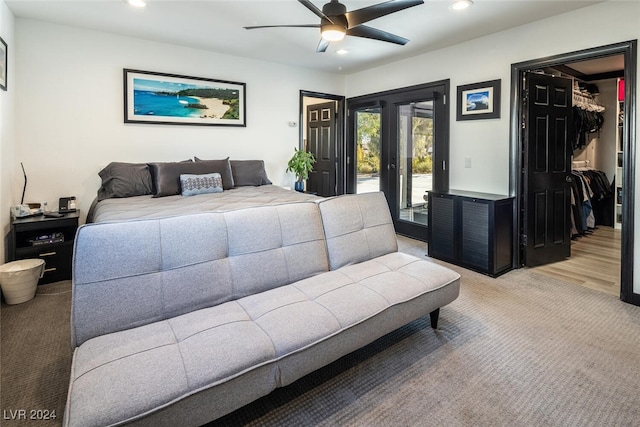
[346,25,409,45]
[244,24,320,30]
[317,38,330,53]
[298,0,335,25]
[345,0,424,28]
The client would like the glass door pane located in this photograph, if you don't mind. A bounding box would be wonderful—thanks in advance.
[355,107,382,194]
[397,101,433,226]
[347,80,447,242]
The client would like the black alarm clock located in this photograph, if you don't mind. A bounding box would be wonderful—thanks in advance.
[59,196,77,213]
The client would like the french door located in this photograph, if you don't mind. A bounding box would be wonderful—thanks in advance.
[347,81,449,241]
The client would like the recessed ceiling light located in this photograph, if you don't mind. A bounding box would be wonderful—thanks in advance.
[336,49,349,55]
[450,0,473,11]
[125,0,146,8]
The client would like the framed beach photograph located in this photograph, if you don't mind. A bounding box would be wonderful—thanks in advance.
[124,69,246,126]
[0,36,7,91]
[456,79,500,121]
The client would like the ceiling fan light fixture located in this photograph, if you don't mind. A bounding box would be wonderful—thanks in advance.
[450,0,473,11]
[245,0,424,52]
[321,24,346,42]
[125,0,146,8]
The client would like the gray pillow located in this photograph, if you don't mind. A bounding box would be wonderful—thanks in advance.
[97,162,153,201]
[149,158,234,197]
[230,160,272,186]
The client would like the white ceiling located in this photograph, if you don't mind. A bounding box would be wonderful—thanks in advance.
[7,0,605,74]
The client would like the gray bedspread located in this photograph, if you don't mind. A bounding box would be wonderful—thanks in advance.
[89,185,318,223]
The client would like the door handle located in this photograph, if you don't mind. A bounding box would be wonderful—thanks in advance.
[566,175,573,183]
[389,164,396,170]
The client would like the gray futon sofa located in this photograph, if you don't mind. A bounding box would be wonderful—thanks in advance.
[64,192,460,426]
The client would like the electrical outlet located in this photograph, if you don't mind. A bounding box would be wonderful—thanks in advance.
[465,157,472,168]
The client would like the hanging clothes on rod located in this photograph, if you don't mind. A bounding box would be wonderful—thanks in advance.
[569,164,613,238]
[573,89,605,151]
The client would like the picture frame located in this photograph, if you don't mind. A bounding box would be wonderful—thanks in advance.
[0,36,7,91]
[124,69,246,126]
[456,79,500,121]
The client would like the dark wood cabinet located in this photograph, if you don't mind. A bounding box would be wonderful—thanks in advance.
[8,212,79,284]
[428,191,513,277]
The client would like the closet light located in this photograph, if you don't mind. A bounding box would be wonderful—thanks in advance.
[450,0,473,11]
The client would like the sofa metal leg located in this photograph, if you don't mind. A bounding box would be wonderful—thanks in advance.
[429,308,440,329]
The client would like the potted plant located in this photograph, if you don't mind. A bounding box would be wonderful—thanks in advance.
[286,148,316,192]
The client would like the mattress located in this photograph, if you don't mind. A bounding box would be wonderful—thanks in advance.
[88,185,318,223]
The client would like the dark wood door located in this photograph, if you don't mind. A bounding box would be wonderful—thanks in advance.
[522,73,573,267]
[307,101,336,196]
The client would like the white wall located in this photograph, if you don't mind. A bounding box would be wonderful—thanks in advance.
[13,19,345,221]
[1,0,15,264]
[345,0,640,294]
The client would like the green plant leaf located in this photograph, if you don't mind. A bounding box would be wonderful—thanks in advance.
[286,148,316,181]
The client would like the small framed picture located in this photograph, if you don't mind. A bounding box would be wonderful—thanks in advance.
[456,79,501,121]
[124,69,246,126]
[0,36,7,91]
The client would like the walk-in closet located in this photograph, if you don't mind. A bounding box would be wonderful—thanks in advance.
[533,57,624,297]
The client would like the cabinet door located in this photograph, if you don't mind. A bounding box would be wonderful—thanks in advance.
[428,194,455,261]
[460,199,489,271]
[15,243,73,284]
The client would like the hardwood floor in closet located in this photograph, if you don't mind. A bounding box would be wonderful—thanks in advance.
[531,226,621,297]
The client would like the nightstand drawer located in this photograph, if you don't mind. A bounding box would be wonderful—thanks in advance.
[15,243,73,284]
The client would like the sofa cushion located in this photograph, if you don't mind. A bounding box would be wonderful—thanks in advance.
[318,192,398,270]
[67,302,279,427]
[66,251,460,426]
[72,202,328,347]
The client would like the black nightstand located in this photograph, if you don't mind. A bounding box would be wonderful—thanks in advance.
[7,211,80,284]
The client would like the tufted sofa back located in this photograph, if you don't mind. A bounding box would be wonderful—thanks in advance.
[318,191,398,270]
[71,201,328,347]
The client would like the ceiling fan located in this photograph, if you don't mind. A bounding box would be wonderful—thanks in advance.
[244,0,425,53]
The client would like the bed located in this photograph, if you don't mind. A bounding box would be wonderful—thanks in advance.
[87,158,318,223]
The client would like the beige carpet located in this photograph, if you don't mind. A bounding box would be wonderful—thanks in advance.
[2,236,640,426]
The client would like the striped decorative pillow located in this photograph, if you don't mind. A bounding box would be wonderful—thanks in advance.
[180,173,223,196]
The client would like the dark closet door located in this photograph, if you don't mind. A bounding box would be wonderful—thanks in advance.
[522,73,573,267]
[307,101,337,196]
